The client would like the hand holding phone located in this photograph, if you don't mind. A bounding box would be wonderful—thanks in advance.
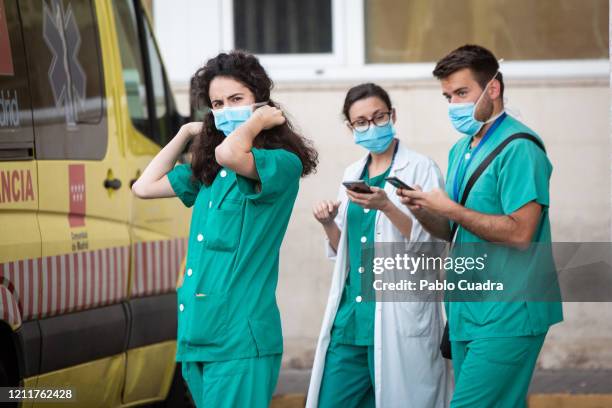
[385,176,414,190]
[342,180,373,194]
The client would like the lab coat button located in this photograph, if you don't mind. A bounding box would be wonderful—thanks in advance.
[363,208,370,213]
[360,236,367,243]
[356,296,363,303]
[358,266,364,273]
[187,268,193,277]
[179,304,184,312]
[220,170,227,178]
[197,233,204,242]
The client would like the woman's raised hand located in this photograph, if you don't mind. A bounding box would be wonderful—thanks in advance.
[313,200,341,225]
[181,122,204,139]
[252,105,286,130]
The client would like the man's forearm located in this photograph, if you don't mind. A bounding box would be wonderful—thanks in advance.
[446,203,520,244]
[412,208,451,241]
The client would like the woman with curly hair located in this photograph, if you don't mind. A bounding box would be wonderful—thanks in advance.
[132,50,318,407]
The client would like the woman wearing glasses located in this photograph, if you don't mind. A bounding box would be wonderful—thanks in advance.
[307,83,451,407]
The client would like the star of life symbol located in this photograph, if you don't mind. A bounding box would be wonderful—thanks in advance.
[43,0,86,127]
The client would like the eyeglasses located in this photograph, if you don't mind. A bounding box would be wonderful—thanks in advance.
[349,111,392,133]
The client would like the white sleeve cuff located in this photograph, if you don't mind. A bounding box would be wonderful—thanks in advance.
[324,237,337,261]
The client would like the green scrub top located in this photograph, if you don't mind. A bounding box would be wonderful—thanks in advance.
[167,147,303,361]
[445,114,563,341]
[331,164,391,346]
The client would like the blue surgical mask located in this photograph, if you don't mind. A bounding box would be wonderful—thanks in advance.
[353,122,396,153]
[448,70,502,136]
[448,102,485,136]
[212,101,268,136]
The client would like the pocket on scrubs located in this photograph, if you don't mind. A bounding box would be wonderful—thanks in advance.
[205,201,244,252]
[186,293,229,345]
[219,197,244,210]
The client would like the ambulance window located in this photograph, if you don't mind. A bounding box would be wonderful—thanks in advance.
[19,0,107,160]
[143,17,171,146]
[0,0,35,161]
[112,0,152,137]
[112,0,172,147]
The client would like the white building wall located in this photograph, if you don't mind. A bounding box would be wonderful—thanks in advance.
[155,1,612,370]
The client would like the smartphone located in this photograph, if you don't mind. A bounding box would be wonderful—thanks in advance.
[342,180,373,194]
[385,176,414,191]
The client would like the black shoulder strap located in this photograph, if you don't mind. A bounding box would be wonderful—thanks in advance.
[450,132,546,240]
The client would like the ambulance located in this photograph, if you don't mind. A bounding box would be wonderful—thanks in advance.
[0,0,195,406]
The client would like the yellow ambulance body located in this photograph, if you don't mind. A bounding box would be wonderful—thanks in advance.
[0,0,193,406]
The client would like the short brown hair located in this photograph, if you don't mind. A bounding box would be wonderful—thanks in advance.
[433,44,504,97]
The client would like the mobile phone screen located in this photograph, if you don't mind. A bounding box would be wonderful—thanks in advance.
[385,176,414,190]
[342,181,372,194]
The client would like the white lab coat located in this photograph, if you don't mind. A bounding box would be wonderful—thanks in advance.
[306,140,453,408]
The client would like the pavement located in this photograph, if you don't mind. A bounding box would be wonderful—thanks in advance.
[271,368,612,408]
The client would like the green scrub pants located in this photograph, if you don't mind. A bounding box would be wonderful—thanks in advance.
[181,354,281,408]
[318,341,375,408]
[450,333,547,408]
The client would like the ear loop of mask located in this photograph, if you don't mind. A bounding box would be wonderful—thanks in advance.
[492,59,522,120]
[474,58,505,124]
[490,59,516,121]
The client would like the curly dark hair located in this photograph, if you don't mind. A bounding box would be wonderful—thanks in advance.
[189,50,318,186]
